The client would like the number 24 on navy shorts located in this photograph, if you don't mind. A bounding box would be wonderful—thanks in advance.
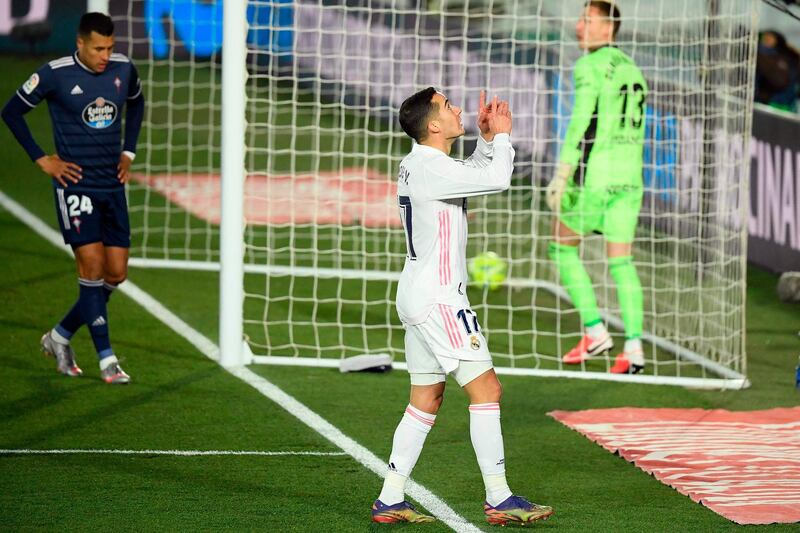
[53,187,131,248]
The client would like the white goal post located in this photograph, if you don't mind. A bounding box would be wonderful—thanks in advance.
[219,0,247,367]
[110,0,758,389]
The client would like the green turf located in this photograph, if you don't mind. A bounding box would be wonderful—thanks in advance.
[1,54,799,531]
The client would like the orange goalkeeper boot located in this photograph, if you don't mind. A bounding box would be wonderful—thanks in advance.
[610,349,645,374]
[562,332,613,364]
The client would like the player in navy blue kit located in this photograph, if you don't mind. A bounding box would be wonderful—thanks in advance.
[1,12,144,384]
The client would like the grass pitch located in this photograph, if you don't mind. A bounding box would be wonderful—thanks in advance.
[1,55,798,531]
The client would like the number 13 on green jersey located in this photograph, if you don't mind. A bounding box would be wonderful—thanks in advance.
[559,46,648,188]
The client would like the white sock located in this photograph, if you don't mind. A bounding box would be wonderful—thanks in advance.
[586,322,608,339]
[99,354,118,371]
[50,328,70,345]
[624,338,644,364]
[378,404,436,505]
[469,402,512,507]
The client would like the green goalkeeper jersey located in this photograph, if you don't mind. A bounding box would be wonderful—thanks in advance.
[559,45,648,188]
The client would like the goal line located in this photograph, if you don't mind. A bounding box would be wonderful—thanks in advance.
[129,258,750,390]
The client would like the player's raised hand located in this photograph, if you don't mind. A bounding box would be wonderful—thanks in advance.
[36,155,82,187]
[488,96,512,135]
[477,90,493,141]
[117,153,133,183]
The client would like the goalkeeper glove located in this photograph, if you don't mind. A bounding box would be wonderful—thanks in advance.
[545,163,574,212]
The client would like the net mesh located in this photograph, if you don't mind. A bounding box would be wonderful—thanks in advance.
[115,0,758,381]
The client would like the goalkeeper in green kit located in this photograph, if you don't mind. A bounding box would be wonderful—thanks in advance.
[546,1,648,374]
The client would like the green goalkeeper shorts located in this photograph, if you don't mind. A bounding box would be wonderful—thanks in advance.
[559,182,643,243]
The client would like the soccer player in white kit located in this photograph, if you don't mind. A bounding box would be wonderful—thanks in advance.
[370,87,553,526]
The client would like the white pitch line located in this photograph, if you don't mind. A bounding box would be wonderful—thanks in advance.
[0,449,346,457]
[0,190,481,533]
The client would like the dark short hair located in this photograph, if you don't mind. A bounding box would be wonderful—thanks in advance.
[399,87,438,143]
[78,12,114,38]
[587,1,621,38]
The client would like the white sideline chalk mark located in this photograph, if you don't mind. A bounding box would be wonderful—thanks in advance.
[0,190,481,533]
[0,449,346,457]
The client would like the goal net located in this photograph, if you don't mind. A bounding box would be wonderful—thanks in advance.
[113,0,757,388]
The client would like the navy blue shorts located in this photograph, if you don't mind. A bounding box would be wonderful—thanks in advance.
[53,187,130,248]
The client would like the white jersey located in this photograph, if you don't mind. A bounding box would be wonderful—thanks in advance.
[395,133,515,325]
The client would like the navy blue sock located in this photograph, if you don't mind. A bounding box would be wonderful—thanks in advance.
[57,302,82,340]
[78,278,113,359]
[57,281,117,339]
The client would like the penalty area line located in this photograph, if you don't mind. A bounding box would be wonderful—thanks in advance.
[0,449,347,457]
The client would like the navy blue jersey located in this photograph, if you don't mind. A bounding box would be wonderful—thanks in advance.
[15,52,142,190]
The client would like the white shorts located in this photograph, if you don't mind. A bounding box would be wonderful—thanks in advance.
[404,303,493,387]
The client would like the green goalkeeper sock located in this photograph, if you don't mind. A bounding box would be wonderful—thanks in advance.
[549,242,601,326]
[609,255,643,339]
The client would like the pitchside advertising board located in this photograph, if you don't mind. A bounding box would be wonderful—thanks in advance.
[750,105,800,273]
[3,1,798,272]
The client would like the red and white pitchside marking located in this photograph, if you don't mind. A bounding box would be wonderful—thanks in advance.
[549,407,800,525]
[132,170,400,228]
